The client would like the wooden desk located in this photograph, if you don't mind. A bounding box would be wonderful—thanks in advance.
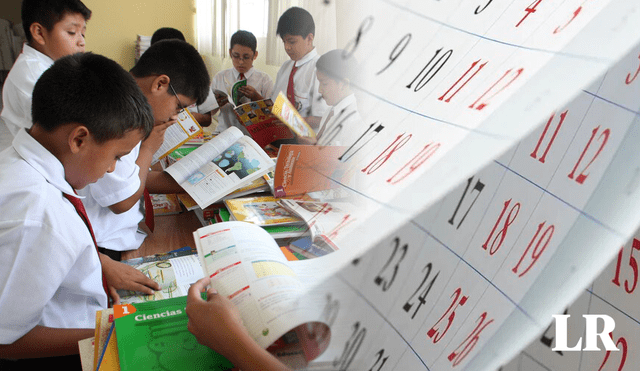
[121,210,201,261]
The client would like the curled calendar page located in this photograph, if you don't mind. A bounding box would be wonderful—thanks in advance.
[281,1,640,371]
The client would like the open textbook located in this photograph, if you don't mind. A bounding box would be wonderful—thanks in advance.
[164,127,274,209]
[193,221,332,360]
[152,108,203,164]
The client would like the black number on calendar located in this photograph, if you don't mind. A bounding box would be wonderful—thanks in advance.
[474,0,493,14]
[406,47,453,92]
[448,176,485,229]
[540,307,568,356]
[343,16,374,59]
[339,121,385,163]
[374,237,408,291]
[316,108,357,147]
[376,33,411,75]
[403,263,439,319]
[333,321,367,371]
[369,349,389,371]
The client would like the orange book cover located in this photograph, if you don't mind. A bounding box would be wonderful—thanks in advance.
[273,145,345,198]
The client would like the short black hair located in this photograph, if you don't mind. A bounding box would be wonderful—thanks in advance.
[151,27,186,45]
[316,49,356,82]
[130,39,211,106]
[32,53,154,143]
[276,7,315,38]
[230,30,257,52]
[22,0,92,44]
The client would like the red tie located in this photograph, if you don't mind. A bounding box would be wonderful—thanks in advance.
[143,188,155,232]
[239,73,245,80]
[63,192,110,303]
[286,63,298,106]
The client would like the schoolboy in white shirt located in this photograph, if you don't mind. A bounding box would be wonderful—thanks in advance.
[78,39,211,260]
[196,30,274,131]
[0,53,155,369]
[1,0,91,136]
[314,49,363,147]
[272,7,329,130]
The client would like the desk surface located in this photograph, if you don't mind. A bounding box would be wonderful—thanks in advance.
[121,211,200,261]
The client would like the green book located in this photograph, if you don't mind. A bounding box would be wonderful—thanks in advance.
[114,296,234,371]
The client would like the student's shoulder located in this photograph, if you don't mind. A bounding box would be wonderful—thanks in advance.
[6,45,54,87]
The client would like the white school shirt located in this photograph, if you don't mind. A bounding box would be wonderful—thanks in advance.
[272,48,329,130]
[198,67,274,132]
[316,94,363,147]
[1,44,54,136]
[78,143,146,252]
[0,129,107,343]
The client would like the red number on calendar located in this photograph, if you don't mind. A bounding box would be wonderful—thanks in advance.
[512,221,554,277]
[469,67,524,111]
[438,59,488,103]
[611,239,640,294]
[597,333,627,371]
[387,142,441,184]
[427,287,468,343]
[530,110,568,163]
[568,126,610,184]
[447,311,494,367]
[516,0,544,27]
[553,1,586,34]
[361,133,411,175]
[326,214,355,241]
[625,53,640,85]
[482,198,521,255]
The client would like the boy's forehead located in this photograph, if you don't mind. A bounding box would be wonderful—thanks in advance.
[58,12,87,26]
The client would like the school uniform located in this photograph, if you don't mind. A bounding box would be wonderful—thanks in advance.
[272,48,329,129]
[1,44,54,136]
[316,94,362,147]
[0,129,107,345]
[78,143,146,252]
[197,67,274,132]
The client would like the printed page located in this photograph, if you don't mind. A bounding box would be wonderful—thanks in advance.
[165,126,243,184]
[174,135,275,208]
[193,221,329,351]
[152,109,203,164]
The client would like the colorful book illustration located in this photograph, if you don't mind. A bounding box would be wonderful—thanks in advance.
[272,91,316,138]
[151,193,182,215]
[152,109,203,164]
[224,195,304,226]
[114,297,234,371]
[233,98,296,147]
[164,127,274,209]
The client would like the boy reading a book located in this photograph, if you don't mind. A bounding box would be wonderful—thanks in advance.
[196,30,274,130]
[309,49,363,147]
[0,53,154,368]
[78,39,211,261]
[187,278,292,371]
[272,6,328,130]
[1,0,92,136]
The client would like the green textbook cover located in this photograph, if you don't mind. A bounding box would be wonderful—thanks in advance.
[114,296,234,371]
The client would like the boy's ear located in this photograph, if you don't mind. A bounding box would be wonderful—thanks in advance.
[29,22,47,47]
[305,33,314,44]
[68,125,91,154]
[253,50,259,60]
[151,75,171,95]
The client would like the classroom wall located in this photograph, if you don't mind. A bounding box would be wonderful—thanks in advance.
[82,0,196,71]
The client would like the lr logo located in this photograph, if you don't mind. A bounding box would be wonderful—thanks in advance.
[552,314,619,351]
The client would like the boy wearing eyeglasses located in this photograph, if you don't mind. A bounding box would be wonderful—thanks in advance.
[78,40,211,271]
[195,30,274,131]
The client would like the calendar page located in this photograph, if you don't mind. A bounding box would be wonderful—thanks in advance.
[287,1,640,371]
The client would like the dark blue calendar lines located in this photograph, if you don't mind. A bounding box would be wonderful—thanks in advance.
[582,90,640,117]
[585,288,640,328]
[378,0,613,63]
[337,274,432,371]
